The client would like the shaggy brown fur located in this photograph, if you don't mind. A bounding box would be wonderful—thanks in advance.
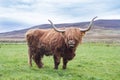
[26,27,86,69]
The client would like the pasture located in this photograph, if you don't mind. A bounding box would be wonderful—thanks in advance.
[0,43,120,80]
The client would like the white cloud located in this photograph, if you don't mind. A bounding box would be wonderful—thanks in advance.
[0,0,120,32]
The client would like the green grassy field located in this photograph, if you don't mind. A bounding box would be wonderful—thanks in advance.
[0,43,120,80]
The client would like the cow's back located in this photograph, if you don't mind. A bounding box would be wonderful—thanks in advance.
[25,29,46,47]
[26,29,65,53]
[39,29,65,51]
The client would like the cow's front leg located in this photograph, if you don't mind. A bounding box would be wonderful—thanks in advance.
[53,54,61,69]
[62,58,68,69]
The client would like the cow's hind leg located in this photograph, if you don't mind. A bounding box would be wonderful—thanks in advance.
[33,53,43,68]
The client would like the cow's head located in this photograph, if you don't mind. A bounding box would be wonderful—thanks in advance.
[48,17,97,48]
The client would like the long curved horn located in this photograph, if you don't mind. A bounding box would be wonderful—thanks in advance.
[80,16,97,32]
[48,19,65,33]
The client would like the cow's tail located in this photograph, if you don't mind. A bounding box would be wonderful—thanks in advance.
[25,33,33,67]
[28,48,32,67]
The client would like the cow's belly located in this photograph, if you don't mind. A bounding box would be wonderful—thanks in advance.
[39,47,53,56]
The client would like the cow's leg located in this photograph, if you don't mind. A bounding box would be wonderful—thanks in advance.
[62,58,68,69]
[28,48,32,67]
[33,53,43,68]
[53,54,61,69]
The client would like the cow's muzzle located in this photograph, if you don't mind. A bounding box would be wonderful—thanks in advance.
[68,40,75,48]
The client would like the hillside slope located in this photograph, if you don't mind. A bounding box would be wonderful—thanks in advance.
[0,19,120,43]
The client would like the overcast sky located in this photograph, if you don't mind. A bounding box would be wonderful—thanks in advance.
[0,0,120,32]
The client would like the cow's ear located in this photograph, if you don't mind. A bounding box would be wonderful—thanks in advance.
[81,31,86,36]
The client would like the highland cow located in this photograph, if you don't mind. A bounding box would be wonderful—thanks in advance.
[25,17,97,69]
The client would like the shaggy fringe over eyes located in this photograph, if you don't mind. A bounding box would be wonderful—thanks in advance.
[64,28,82,44]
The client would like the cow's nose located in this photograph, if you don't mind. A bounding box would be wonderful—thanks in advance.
[68,40,75,48]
